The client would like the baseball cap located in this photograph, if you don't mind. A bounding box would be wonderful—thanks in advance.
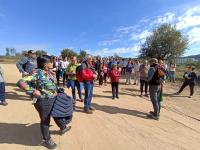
[28,50,36,54]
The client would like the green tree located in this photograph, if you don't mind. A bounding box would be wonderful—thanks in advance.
[139,23,188,60]
[5,48,10,56]
[61,48,77,59]
[35,50,47,57]
[78,50,87,59]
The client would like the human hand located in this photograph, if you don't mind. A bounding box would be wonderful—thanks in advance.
[23,72,29,76]
[33,90,41,97]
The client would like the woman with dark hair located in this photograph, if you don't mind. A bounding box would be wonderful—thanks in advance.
[175,66,197,98]
[17,55,71,149]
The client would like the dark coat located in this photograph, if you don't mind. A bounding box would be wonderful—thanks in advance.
[51,93,73,118]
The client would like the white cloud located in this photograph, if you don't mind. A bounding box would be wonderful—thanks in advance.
[130,30,152,41]
[176,5,200,30]
[153,12,176,25]
[117,25,139,34]
[187,27,200,44]
[92,44,140,56]
[98,39,119,46]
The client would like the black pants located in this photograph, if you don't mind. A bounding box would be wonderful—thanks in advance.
[140,79,148,94]
[56,70,60,86]
[62,71,67,86]
[178,81,195,96]
[99,74,103,86]
[53,115,72,130]
[121,67,126,75]
[34,97,56,141]
[103,73,107,84]
[111,82,119,98]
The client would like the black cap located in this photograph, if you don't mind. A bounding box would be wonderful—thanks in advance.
[28,50,36,54]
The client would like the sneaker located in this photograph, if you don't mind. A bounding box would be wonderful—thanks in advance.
[1,101,8,106]
[89,106,96,111]
[144,94,149,97]
[60,126,71,135]
[84,109,93,114]
[174,92,180,95]
[139,94,143,97]
[149,111,160,117]
[112,97,115,100]
[116,96,119,99]
[45,139,57,149]
[188,96,193,98]
[147,114,159,120]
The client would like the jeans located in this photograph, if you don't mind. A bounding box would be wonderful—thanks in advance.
[126,72,132,84]
[34,97,56,140]
[0,82,5,102]
[169,71,176,82]
[103,73,107,84]
[83,81,94,110]
[140,79,148,94]
[178,81,195,96]
[111,82,119,98]
[70,80,82,106]
[149,85,161,117]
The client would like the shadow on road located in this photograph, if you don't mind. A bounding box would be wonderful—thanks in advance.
[92,103,150,119]
[6,92,31,101]
[0,123,41,146]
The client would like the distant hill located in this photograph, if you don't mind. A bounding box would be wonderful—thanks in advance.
[183,54,200,59]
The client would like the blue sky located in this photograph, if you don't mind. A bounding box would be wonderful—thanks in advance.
[0,0,200,57]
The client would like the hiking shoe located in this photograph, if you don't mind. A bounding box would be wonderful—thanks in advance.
[149,111,160,117]
[147,114,159,120]
[60,126,71,135]
[84,109,93,114]
[174,92,180,95]
[1,101,8,106]
[89,106,96,111]
[45,139,57,149]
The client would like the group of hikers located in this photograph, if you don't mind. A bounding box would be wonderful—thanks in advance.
[0,50,198,149]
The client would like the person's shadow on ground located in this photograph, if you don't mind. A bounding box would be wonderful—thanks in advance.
[6,92,31,101]
[76,103,150,119]
[0,123,41,146]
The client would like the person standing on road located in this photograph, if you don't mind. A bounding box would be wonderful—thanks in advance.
[139,60,149,97]
[147,58,165,120]
[61,57,69,87]
[133,60,140,85]
[0,65,8,106]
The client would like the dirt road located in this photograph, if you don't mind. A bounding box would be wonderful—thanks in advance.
[0,64,200,150]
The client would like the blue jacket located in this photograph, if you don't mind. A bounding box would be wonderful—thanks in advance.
[51,93,73,118]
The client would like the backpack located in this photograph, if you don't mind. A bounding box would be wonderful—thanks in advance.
[157,67,166,78]
[76,63,94,82]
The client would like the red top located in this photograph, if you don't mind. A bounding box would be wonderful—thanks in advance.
[108,69,121,82]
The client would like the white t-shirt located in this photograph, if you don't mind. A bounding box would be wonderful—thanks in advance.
[61,61,69,69]
[134,64,140,72]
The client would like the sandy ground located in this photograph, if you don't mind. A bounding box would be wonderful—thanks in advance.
[0,64,200,150]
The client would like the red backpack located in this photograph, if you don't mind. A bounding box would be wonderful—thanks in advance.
[76,63,94,82]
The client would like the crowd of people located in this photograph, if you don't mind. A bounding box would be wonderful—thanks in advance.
[0,50,198,149]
